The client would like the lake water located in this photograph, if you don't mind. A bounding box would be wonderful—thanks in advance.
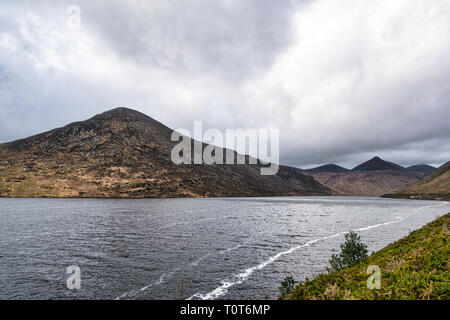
[0,196,448,300]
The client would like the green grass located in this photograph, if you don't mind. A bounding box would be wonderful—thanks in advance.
[287,213,450,300]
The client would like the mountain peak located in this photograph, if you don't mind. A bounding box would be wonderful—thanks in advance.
[91,107,152,122]
[352,156,405,172]
[0,107,172,153]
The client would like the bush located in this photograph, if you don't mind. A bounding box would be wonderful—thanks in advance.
[328,231,368,273]
[279,276,297,299]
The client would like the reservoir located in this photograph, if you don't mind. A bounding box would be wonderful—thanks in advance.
[0,197,448,300]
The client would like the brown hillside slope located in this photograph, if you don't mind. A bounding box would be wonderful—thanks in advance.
[383,161,450,201]
[0,108,331,198]
[305,170,424,196]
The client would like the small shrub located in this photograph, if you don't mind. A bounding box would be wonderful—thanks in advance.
[328,231,368,273]
[279,275,297,299]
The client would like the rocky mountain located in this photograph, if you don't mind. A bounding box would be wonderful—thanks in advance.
[303,157,433,196]
[303,164,349,173]
[383,161,450,200]
[0,107,332,198]
[352,156,405,171]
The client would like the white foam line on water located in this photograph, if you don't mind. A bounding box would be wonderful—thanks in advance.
[115,267,180,300]
[138,271,170,292]
[115,276,165,300]
[415,201,449,211]
[188,217,404,300]
[115,243,245,300]
[220,244,243,254]
[403,201,449,220]
[191,253,212,266]
[191,244,245,267]
[117,201,449,300]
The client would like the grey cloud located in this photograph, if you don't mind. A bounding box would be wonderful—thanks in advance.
[81,0,299,81]
[0,0,449,169]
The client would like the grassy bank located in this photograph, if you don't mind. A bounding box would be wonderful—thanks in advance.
[287,213,450,300]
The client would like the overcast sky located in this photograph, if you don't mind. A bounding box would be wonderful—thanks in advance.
[0,0,449,168]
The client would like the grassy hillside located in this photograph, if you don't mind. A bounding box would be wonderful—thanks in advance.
[287,213,450,300]
[383,161,450,201]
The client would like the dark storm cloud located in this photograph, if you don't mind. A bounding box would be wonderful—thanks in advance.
[80,0,298,81]
[0,0,449,168]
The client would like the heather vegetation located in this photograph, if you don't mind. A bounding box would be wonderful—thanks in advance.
[286,213,450,300]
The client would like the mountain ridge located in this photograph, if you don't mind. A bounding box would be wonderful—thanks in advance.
[301,158,435,176]
[301,156,435,196]
[0,107,332,198]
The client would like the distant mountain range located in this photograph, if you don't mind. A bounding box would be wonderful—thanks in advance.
[383,161,450,201]
[0,108,331,198]
[301,157,437,196]
[304,157,436,175]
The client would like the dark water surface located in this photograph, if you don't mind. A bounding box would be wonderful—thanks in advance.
[0,197,448,300]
